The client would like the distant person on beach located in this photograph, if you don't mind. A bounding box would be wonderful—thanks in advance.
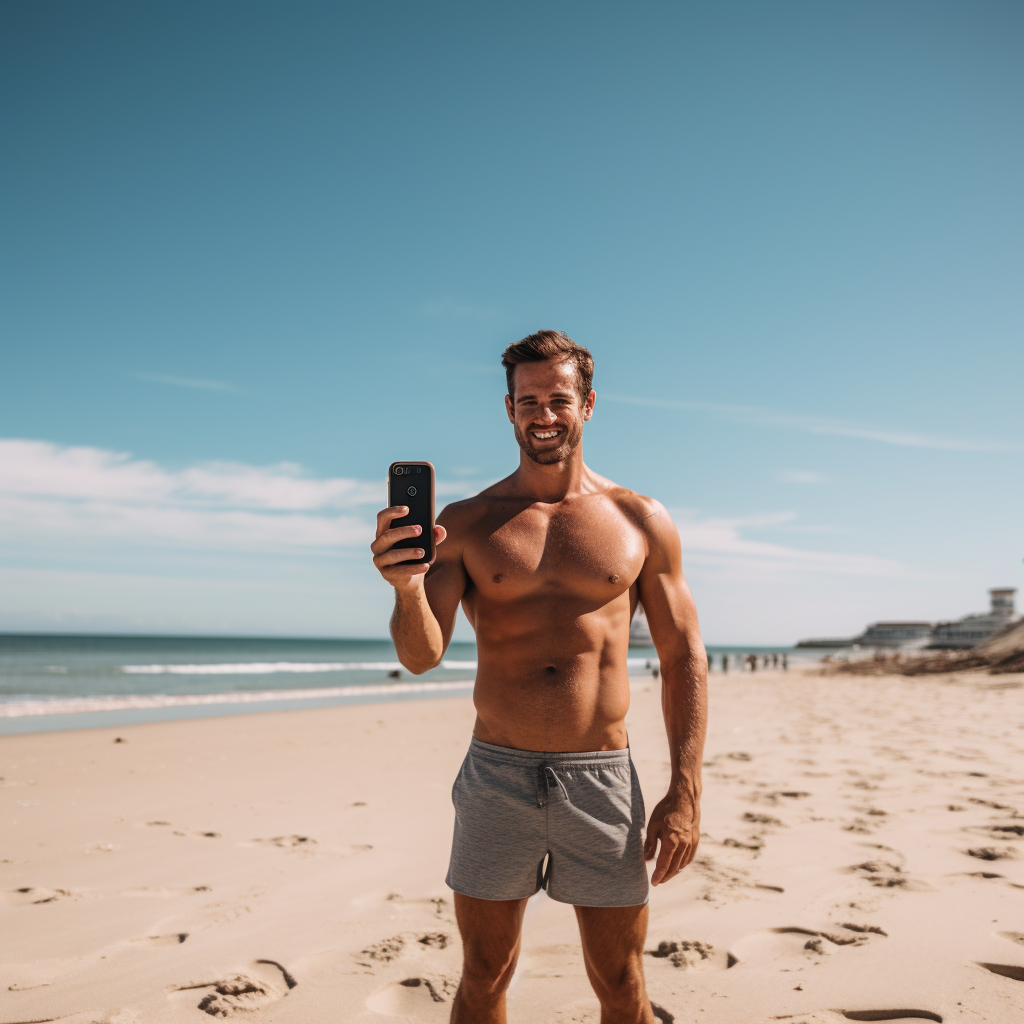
[371,330,707,1024]
[782,653,788,671]
[721,652,728,673]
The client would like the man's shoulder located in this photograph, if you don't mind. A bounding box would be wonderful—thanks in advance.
[596,479,669,528]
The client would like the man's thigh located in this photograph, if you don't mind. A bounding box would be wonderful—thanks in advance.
[454,892,529,970]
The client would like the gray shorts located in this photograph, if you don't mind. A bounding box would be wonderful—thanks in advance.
[445,736,649,907]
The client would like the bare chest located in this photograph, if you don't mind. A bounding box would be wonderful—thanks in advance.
[465,503,645,601]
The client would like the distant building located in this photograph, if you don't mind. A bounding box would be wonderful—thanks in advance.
[854,621,934,649]
[629,603,652,645]
[794,587,1019,652]
[928,588,1017,650]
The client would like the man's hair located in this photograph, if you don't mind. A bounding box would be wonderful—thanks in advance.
[501,330,594,403]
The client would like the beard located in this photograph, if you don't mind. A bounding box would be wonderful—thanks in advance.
[513,419,584,464]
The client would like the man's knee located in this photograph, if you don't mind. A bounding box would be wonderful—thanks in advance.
[459,945,519,1000]
[588,958,648,1011]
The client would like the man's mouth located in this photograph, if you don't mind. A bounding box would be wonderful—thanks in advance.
[530,429,561,441]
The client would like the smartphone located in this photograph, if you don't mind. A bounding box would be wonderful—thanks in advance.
[387,461,435,564]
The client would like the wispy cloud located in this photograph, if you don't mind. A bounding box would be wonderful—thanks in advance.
[132,372,243,394]
[671,509,904,578]
[0,438,903,580]
[0,440,415,553]
[602,394,1020,453]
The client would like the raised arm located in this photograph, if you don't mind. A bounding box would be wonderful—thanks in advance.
[634,499,708,885]
[370,502,469,674]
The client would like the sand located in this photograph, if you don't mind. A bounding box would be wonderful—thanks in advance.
[3,667,1023,1024]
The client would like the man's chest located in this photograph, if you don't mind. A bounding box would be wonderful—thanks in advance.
[464,503,646,600]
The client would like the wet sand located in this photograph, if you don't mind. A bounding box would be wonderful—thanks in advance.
[3,667,1023,1023]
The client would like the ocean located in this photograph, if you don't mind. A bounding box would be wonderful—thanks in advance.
[0,634,808,735]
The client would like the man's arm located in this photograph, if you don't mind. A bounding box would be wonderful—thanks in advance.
[370,502,469,674]
[634,499,708,886]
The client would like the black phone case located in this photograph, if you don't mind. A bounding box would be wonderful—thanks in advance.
[387,461,435,564]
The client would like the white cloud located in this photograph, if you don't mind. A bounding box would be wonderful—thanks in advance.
[671,510,904,578]
[603,394,1020,453]
[0,439,392,552]
[0,438,904,588]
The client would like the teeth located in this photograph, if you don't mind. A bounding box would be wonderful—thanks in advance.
[533,430,559,439]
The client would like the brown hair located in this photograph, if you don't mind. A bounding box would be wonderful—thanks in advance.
[501,330,594,403]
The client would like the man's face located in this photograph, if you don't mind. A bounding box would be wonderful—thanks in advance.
[505,359,596,465]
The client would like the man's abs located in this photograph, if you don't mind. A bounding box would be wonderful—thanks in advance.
[467,595,634,752]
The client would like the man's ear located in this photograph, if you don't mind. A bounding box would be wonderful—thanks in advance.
[583,389,596,421]
[504,393,515,424]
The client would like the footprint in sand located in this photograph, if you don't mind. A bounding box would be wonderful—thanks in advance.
[973,962,1024,982]
[120,885,211,898]
[171,959,296,1017]
[727,924,884,969]
[742,812,785,827]
[998,931,1024,946]
[131,932,189,946]
[240,835,317,849]
[3,886,74,905]
[751,1014,941,1023]
[365,975,457,1018]
[357,932,452,967]
[965,845,1017,861]
[645,938,729,970]
[837,1012,943,1022]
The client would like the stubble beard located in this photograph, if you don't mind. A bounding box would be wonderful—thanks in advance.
[513,419,584,465]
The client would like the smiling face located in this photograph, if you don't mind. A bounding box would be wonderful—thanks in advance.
[505,359,596,465]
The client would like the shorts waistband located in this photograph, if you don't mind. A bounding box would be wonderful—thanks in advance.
[469,735,631,769]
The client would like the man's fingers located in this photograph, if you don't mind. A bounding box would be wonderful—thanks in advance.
[375,506,408,537]
[374,546,426,568]
[661,843,690,884]
[651,836,679,885]
[380,561,430,582]
[370,523,422,555]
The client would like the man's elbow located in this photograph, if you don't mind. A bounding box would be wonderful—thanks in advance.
[399,653,443,675]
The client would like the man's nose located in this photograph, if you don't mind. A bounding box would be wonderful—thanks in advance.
[534,406,558,424]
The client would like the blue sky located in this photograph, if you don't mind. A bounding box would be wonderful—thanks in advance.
[1,1,1021,644]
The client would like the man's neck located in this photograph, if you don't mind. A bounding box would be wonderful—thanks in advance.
[513,449,591,504]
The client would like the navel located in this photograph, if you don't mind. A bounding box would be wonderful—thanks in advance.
[545,665,557,675]
[493,573,503,583]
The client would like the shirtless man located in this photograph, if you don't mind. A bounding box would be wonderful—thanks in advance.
[371,331,707,1024]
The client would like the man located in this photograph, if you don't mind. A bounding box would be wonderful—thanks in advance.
[371,330,707,1024]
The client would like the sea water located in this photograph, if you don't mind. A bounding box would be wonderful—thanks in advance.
[0,634,806,735]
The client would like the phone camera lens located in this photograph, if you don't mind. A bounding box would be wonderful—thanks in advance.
[394,466,404,476]
[407,485,418,497]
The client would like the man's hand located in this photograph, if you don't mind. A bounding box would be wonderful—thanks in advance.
[644,788,701,885]
[370,506,447,590]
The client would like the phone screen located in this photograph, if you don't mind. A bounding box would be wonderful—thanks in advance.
[387,462,435,564]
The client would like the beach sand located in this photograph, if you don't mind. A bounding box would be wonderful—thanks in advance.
[3,667,1023,1023]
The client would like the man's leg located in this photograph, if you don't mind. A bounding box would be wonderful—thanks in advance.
[450,892,529,1024]
[575,904,657,1024]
